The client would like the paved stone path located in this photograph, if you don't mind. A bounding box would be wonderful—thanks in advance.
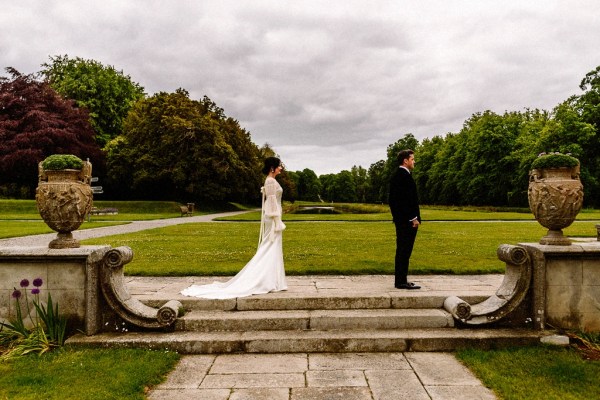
[2,212,499,399]
[147,352,496,400]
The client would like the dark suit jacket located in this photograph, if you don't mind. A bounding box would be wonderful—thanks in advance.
[388,167,421,225]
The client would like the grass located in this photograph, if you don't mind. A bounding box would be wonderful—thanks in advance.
[220,204,600,222]
[0,347,180,400]
[81,220,599,276]
[457,345,600,400]
[0,199,214,221]
[0,221,126,239]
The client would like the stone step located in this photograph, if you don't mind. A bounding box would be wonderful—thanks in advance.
[141,293,490,312]
[66,328,544,354]
[175,308,455,332]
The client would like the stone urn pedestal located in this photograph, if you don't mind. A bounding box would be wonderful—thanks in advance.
[35,162,93,249]
[528,166,583,245]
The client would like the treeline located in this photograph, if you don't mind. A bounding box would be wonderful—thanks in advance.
[288,67,600,208]
[1,55,599,207]
[0,57,267,204]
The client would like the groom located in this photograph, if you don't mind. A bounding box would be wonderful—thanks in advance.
[388,149,421,289]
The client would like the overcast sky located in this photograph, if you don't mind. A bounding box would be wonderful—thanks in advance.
[2,1,599,175]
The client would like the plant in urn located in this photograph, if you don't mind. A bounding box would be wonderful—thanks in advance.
[36,154,93,249]
[528,152,583,245]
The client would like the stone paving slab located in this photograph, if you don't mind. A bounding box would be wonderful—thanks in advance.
[309,352,410,370]
[230,388,290,400]
[210,354,307,374]
[406,352,483,386]
[147,352,498,400]
[366,370,430,400]
[128,274,503,299]
[157,355,215,389]
[128,274,503,313]
[200,372,306,389]
[67,327,542,354]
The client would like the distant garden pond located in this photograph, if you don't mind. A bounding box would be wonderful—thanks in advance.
[291,206,341,214]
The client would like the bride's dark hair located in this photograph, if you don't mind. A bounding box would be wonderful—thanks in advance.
[262,157,281,175]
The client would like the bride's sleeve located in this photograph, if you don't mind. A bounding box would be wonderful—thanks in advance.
[263,180,280,218]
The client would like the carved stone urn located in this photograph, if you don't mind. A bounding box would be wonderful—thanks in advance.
[36,158,93,249]
[528,165,583,245]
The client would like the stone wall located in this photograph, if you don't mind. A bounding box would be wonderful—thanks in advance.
[0,246,110,335]
[523,241,600,332]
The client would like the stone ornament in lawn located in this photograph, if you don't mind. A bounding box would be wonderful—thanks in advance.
[35,154,93,249]
[528,152,583,245]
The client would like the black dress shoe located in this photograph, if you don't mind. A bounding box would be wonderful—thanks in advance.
[395,282,421,289]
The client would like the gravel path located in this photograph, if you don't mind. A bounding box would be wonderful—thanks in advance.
[0,210,252,247]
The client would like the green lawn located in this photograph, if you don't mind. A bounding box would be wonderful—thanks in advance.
[0,220,126,239]
[0,348,180,400]
[457,346,600,400]
[81,220,599,276]
[220,204,600,221]
[0,199,213,221]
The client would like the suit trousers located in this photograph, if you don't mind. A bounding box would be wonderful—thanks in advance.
[394,223,418,286]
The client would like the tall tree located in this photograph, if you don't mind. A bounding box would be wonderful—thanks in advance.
[351,165,368,203]
[458,111,522,206]
[574,65,600,207]
[577,65,600,130]
[296,168,322,201]
[413,135,445,205]
[108,89,262,202]
[0,68,104,197]
[319,173,337,202]
[331,170,357,203]
[41,55,145,147]
[366,160,386,203]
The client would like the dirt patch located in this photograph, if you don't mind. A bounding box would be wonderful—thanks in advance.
[574,344,600,361]
[567,333,600,361]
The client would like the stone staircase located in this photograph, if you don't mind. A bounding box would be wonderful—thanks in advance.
[66,275,544,353]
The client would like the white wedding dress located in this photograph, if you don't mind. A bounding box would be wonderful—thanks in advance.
[180,177,288,299]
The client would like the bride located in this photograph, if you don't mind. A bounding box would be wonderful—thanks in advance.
[180,157,288,299]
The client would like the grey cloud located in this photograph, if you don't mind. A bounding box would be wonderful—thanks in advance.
[2,0,600,174]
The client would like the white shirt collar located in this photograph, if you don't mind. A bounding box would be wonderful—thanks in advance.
[399,166,410,173]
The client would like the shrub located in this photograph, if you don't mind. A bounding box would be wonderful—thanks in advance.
[41,154,83,170]
[531,152,580,169]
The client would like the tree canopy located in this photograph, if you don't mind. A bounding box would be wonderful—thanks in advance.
[105,89,262,203]
[1,56,599,208]
[0,68,104,197]
[41,55,145,147]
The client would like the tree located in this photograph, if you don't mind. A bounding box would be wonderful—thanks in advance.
[412,135,444,205]
[351,165,368,203]
[108,89,262,202]
[41,55,145,147]
[366,160,386,203]
[421,132,465,205]
[577,65,600,130]
[0,68,104,198]
[457,111,523,205]
[319,173,336,202]
[103,135,133,199]
[331,170,357,203]
[296,168,322,201]
[574,65,600,207]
